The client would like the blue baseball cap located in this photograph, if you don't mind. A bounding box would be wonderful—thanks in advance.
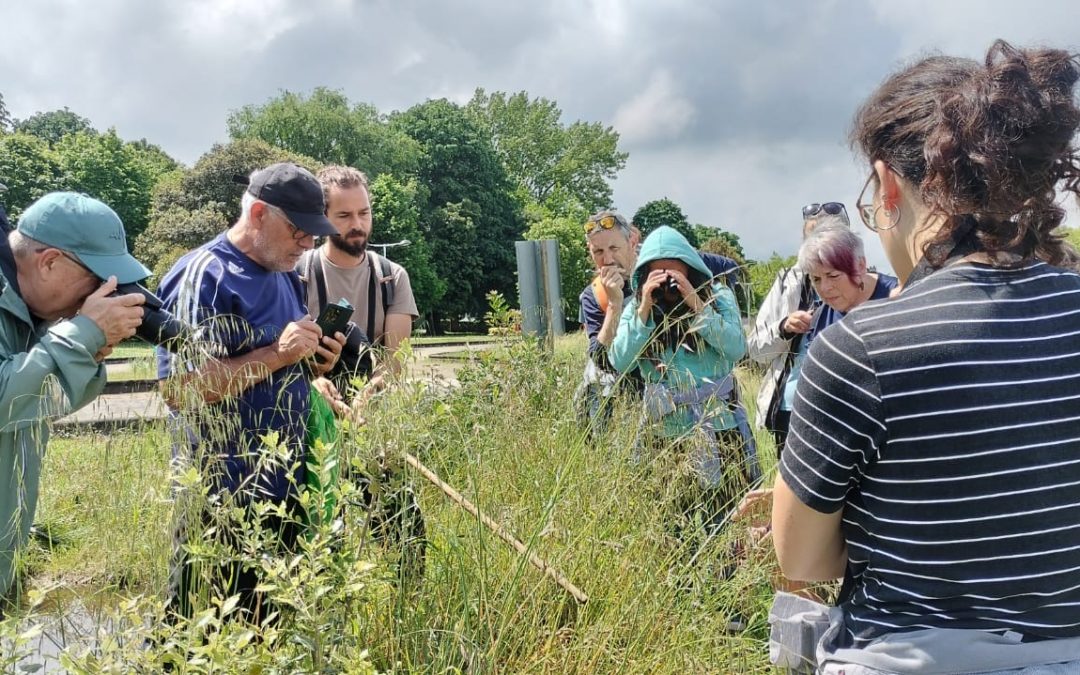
[17,192,151,284]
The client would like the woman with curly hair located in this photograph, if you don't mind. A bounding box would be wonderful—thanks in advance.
[772,41,1080,673]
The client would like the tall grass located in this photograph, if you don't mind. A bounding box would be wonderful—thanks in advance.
[2,334,782,672]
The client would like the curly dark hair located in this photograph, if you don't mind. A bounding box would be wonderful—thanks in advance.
[851,40,1080,268]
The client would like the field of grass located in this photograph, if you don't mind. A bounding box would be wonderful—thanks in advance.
[4,334,786,672]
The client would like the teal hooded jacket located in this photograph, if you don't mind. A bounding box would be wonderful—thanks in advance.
[609,226,746,436]
[0,269,107,599]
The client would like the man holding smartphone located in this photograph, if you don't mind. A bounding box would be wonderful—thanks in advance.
[298,165,419,410]
[156,162,345,623]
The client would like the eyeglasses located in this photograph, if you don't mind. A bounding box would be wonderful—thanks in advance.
[855,172,898,232]
[264,203,312,241]
[583,215,624,235]
[802,202,847,220]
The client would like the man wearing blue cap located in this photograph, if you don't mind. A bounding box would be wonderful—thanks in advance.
[156,162,345,624]
[0,192,148,610]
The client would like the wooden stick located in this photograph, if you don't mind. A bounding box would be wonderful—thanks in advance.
[403,452,589,604]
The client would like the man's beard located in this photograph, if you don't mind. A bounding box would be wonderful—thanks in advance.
[329,232,367,257]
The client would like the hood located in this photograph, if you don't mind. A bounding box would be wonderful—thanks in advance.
[631,226,711,292]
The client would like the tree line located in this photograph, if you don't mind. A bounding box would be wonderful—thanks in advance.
[0,89,761,331]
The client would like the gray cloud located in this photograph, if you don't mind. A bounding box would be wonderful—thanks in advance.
[2,0,1078,269]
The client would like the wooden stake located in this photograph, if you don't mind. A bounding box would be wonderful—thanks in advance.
[403,452,589,605]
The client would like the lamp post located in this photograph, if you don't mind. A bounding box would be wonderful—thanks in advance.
[372,239,411,257]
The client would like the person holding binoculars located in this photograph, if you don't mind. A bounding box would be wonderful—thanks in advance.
[609,226,759,536]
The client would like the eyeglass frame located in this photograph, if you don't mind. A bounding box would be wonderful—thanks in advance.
[801,202,847,220]
[260,201,313,241]
[855,172,899,232]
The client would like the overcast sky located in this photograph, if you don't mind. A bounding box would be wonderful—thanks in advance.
[3,0,1079,269]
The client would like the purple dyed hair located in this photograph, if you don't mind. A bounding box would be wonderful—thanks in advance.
[797,224,865,283]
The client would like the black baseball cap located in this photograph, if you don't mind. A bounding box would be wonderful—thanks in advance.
[241,163,337,236]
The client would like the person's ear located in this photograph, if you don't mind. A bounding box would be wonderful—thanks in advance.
[628,229,641,249]
[874,160,904,211]
[37,248,62,276]
[249,201,269,229]
[857,256,868,275]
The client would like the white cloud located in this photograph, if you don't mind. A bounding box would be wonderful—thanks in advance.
[613,70,695,145]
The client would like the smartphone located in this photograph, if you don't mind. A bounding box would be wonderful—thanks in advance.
[316,298,353,339]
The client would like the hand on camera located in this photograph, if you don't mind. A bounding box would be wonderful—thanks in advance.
[80,276,146,347]
[275,317,323,365]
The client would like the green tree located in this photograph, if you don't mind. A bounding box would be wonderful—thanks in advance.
[1060,226,1080,252]
[525,212,594,323]
[136,139,321,275]
[693,225,746,260]
[699,235,751,313]
[367,173,446,318]
[0,133,64,219]
[632,198,698,246]
[134,203,229,286]
[747,253,798,315]
[54,129,159,246]
[466,89,627,215]
[156,138,322,225]
[15,107,95,146]
[228,88,420,179]
[127,138,181,178]
[391,99,524,329]
[0,93,12,133]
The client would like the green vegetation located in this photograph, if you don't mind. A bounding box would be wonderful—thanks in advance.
[3,335,784,672]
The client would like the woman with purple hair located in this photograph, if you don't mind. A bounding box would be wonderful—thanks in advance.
[775,226,897,456]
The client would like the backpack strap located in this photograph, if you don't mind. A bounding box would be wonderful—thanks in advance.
[376,252,395,312]
[307,249,329,310]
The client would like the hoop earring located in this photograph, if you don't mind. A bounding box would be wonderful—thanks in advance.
[872,202,902,231]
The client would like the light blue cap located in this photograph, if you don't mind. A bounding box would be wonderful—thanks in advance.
[17,192,151,284]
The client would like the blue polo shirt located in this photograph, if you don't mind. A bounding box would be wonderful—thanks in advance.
[156,233,310,503]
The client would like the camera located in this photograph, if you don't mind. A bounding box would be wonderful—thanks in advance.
[112,282,190,351]
[651,274,681,303]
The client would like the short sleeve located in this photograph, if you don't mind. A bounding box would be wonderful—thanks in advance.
[387,264,419,318]
[779,318,887,513]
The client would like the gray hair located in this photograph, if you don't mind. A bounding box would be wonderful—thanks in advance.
[8,230,43,258]
[240,190,287,223]
[584,209,632,241]
[798,224,865,280]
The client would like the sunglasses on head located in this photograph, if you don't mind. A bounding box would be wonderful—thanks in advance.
[802,202,847,219]
[583,215,624,235]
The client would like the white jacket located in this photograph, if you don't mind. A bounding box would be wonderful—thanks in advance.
[747,266,810,430]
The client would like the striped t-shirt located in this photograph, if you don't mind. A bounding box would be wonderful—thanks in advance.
[781,261,1080,647]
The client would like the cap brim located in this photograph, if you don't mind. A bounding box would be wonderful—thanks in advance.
[285,209,337,237]
[79,252,153,285]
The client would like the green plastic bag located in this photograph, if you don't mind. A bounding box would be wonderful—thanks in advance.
[305,388,341,526]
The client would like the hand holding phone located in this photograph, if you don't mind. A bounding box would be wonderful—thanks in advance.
[317,298,353,339]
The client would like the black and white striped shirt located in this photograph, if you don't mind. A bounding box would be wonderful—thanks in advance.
[781,261,1080,647]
